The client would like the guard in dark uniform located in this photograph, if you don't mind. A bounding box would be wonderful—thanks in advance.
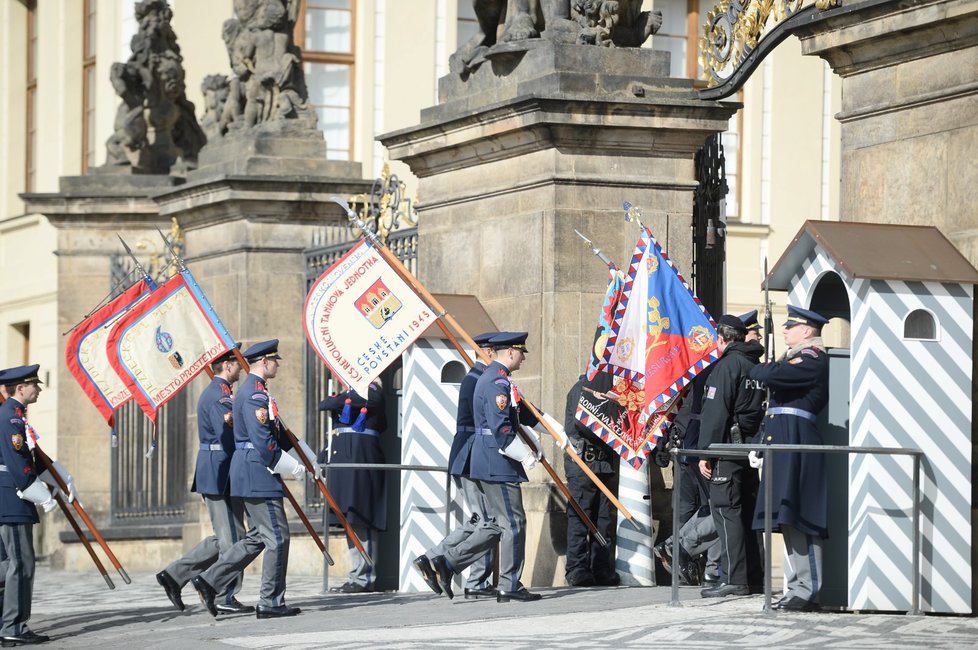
[414,332,498,599]
[191,340,310,619]
[0,365,52,646]
[698,314,766,598]
[429,332,542,603]
[319,379,388,593]
[157,345,253,614]
[563,374,619,587]
[750,305,830,611]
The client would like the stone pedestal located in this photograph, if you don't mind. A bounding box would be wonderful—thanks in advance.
[381,42,737,585]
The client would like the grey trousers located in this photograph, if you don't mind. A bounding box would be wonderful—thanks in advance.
[678,509,721,579]
[164,495,247,605]
[443,480,525,592]
[345,524,376,588]
[200,497,291,608]
[427,477,493,589]
[781,524,824,602]
[0,524,33,637]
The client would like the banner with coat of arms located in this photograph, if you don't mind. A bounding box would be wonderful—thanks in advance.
[304,239,436,396]
[105,269,235,422]
[579,228,718,468]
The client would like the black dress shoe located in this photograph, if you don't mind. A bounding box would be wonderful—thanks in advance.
[412,555,443,595]
[463,586,498,599]
[565,570,595,587]
[497,587,542,602]
[1,630,49,646]
[653,541,672,572]
[429,555,455,600]
[255,604,301,619]
[594,572,621,587]
[775,596,821,612]
[156,570,185,611]
[190,575,218,617]
[676,547,700,586]
[700,582,750,598]
[216,598,255,614]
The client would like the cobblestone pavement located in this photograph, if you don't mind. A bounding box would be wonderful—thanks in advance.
[25,565,978,649]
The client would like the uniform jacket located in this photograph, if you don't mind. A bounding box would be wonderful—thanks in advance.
[321,383,388,530]
[698,340,765,451]
[467,360,527,483]
[229,372,294,499]
[563,375,616,475]
[0,397,40,524]
[192,376,235,497]
[447,361,485,477]
[749,340,830,537]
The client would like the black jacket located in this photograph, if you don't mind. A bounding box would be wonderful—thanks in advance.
[697,340,765,451]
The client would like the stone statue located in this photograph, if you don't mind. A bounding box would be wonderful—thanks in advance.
[450,0,662,77]
[200,75,230,142]
[103,0,206,174]
[217,0,314,132]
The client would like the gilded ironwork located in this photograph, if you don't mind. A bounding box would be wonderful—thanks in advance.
[347,163,419,246]
[699,0,839,90]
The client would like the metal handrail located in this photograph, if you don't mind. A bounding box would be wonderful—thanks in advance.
[667,443,924,615]
[317,461,453,593]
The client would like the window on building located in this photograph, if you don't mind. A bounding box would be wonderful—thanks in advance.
[440,360,466,384]
[457,1,479,47]
[9,322,30,366]
[26,1,38,192]
[82,0,97,172]
[904,309,937,341]
[296,0,354,161]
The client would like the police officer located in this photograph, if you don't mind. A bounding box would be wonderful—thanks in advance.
[698,314,765,598]
[0,365,53,645]
[191,340,314,619]
[414,332,498,599]
[156,345,253,614]
[428,332,542,602]
[750,305,830,611]
[563,374,618,587]
[319,379,388,593]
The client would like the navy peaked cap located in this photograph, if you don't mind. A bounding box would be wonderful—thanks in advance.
[717,314,748,334]
[784,305,829,328]
[738,309,761,331]
[473,331,498,347]
[213,342,242,364]
[1,365,42,385]
[490,331,529,352]
[243,339,281,362]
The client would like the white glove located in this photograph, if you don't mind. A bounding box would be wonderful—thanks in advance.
[18,480,57,513]
[521,425,545,460]
[271,451,307,480]
[39,461,76,503]
[535,412,568,449]
[293,439,323,480]
[500,434,537,472]
[748,450,764,470]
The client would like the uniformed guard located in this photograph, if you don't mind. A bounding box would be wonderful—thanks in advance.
[319,379,388,593]
[749,305,830,611]
[429,332,542,603]
[0,365,52,645]
[191,340,313,619]
[414,331,498,599]
[563,374,619,587]
[739,309,762,343]
[157,344,253,614]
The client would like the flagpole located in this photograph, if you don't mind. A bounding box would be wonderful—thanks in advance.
[330,197,634,527]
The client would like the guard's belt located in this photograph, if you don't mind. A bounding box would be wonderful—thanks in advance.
[767,407,817,422]
[476,428,493,435]
[457,426,477,433]
[199,443,224,451]
[235,442,256,450]
[334,427,380,437]
[0,465,7,472]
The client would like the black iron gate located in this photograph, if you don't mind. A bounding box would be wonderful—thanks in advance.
[691,134,727,318]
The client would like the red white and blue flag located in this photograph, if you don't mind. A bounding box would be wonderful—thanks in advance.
[578,228,717,468]
[105,270,235,422]
[65,278,154,426]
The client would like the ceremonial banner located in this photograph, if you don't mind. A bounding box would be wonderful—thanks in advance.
[65,278,153,425]
[579,229,717,468]
[105,270,235,422]
[304,239,436,396]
